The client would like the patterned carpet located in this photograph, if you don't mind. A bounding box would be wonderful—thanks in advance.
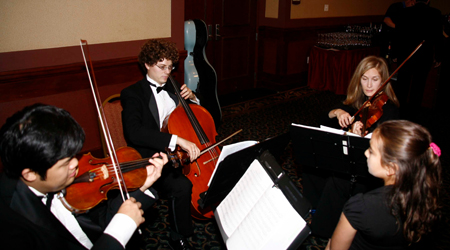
[137,86,450,250]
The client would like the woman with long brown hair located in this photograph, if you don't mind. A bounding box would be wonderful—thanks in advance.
[326,120,442,249]
[326,55,399,136]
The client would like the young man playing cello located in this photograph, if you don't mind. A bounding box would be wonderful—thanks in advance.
[121,39,201,250]
[0,104,167,249]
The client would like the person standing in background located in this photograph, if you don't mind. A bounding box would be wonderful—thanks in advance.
[394,0,444,122]
[383,0,416,61]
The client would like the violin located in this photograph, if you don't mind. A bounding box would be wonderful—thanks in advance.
[351,41,424,136]
[62,147,158,213]
[359,92,389,136]
[60,40,160,214]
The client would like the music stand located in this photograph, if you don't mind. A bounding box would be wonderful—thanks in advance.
[199,132,290,210]
[290,124,370,178]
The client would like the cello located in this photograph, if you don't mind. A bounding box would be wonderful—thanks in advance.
[162,74,220,220]
[184,19,222,128]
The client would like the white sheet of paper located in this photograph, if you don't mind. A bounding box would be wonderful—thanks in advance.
[207,140,258,186]
[215,159,273,236]
[226,187,305,250]
[215,159,306,250]
[291,123,371,138]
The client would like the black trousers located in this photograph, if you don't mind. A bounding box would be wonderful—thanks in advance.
[153,165,193,238]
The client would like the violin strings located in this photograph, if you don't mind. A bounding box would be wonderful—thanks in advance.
[88,145,220,178]
[104,158,153,173]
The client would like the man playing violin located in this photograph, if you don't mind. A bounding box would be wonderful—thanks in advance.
[121,39,200,250]
[304,56,400,239]
[0,104,167,250]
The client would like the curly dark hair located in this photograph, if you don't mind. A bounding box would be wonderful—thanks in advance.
[374,120,442,244]
[138,39,179,70]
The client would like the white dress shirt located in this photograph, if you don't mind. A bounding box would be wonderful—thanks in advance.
[29,186,138,249]
[146,75,200,151]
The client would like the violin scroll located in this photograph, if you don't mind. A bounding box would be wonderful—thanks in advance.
[165,147,191,169]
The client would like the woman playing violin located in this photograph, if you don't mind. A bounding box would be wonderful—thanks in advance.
[325,56,400,136]
[305,56,400,239]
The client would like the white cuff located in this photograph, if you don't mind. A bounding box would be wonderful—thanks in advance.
[143,188,156,199]
[104,213,137,248]
[169,135,178,152]
[192,96,200,105]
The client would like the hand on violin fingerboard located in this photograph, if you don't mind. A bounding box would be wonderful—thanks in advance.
[349,121,369,137]
[351,121,364,136]
[139,152,167,192]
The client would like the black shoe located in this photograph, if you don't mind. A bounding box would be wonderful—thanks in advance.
[168,237,193,250]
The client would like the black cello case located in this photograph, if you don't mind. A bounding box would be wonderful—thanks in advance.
[184,19,222,128]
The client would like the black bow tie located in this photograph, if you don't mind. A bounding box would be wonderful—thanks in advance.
[149,82,165,93]
[40,192,55,209]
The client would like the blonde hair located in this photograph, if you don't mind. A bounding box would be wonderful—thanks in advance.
[343,56,399,109]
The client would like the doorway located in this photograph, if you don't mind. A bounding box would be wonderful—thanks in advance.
[185,0,258,95]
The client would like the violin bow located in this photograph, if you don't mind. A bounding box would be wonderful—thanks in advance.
[351,40,424,120]
[79,40,130,202]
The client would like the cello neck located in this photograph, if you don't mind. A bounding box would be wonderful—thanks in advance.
[167,75,210,144]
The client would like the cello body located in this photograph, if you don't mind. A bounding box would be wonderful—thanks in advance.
[162,83,220,219]
[184,19,222,128]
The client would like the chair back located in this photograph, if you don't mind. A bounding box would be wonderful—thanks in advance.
[101,94,127,157]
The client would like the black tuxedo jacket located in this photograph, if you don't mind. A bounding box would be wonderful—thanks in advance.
[121,78,181,158]
[0,173,157,250]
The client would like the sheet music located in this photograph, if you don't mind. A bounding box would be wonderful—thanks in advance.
[215,160,306,250]
[291,123,371,138]
[215,160,272,234]
[226,187,305,250]
[208,140,257,186]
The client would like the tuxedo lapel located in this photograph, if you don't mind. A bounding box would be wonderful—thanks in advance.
[10,179,81,244]
[149,97,160,127]
[140,79,160,127]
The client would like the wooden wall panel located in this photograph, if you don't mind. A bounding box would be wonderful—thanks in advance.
[0,52,187,155]
[262,39,278,75]
[256,15,384,91]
